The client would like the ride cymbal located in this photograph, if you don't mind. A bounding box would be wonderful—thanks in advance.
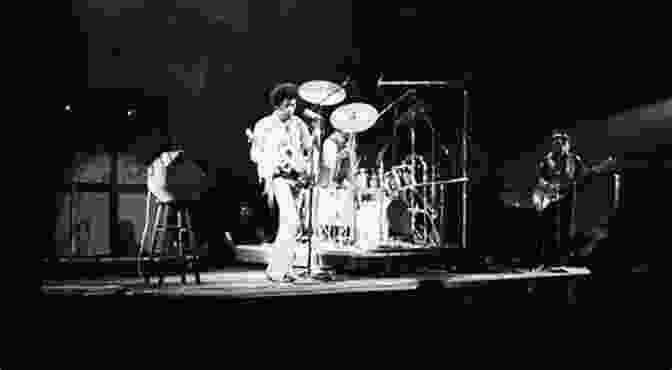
[330,102,379,133]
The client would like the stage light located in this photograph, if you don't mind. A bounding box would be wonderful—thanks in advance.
[65,104,71,112]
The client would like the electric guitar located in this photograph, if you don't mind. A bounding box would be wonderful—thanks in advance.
[532,157,617,212]
[246,128,312,186]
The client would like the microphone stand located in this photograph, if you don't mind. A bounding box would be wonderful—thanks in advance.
[302,78,347,279]
[303,118,322,277]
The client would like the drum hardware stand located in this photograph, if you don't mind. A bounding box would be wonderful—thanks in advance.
[461,89,469,250]
[408,125,421,242]
[349,131,358,248]
[377,158,386,244]
[401,103,436,246]
[378,77,468,249]
[378,89,417,122]
[427,116,437,221]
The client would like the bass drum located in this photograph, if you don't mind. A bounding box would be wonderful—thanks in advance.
[313,186,355,245]
[356,193,412,249]
[355,191,389,250]
[386,198,412,241]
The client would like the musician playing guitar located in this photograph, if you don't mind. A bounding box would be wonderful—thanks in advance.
[248,82,314,283]
[532,130,586,270]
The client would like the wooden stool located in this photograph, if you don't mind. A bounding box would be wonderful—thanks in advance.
[144,201,201,286]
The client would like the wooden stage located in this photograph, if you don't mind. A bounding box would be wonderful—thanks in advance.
[41,263,591,304]
[42,238,662,308]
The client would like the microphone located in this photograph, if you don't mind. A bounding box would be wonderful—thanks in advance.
[341,75,351,87]
[302,108,323,121]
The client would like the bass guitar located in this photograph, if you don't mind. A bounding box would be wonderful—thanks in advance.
[532,157,617,212]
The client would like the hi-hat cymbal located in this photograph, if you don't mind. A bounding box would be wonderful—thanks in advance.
[330,102,379,133]
[298,80,346,106]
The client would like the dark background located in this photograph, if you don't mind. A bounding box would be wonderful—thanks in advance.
[52,1,671,262]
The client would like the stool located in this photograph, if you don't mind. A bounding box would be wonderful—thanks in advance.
[144,201,201,286]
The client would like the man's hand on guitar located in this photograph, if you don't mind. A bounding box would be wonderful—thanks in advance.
[336,149,351,160]
[277,153,308,175]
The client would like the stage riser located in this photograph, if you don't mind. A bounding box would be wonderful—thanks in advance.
[235,243,450,275]
[321,254,443,275]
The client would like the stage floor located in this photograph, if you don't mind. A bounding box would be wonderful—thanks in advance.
[41,264,591,301]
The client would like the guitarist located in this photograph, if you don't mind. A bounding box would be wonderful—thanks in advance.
[533,130,586,270]
[249,82,314,283]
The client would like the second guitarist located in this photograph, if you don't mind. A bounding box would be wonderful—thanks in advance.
[533,130,586,270]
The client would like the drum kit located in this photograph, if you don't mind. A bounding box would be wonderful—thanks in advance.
[295,78,466,253]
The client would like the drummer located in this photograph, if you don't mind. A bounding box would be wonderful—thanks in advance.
[318,127,358,189]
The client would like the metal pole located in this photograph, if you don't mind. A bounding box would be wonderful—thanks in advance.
[379,159,385,242]
[461,90,469,250]
[305,120,322,275]
[110,150,119,257]
[70,181,76,256]
[305,114,326,276]
[350,133,357,246]
[409,127,416,238]
[430,123,436,216]
[613,172,621,211]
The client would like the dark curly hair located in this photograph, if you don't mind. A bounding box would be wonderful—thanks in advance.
[268,82,298,108]
[550,129,571,144]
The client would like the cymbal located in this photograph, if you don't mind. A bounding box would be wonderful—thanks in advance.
[298,80,346,106]
[330,102,379,133]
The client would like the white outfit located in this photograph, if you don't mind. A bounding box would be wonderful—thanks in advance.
[249,112,312,280]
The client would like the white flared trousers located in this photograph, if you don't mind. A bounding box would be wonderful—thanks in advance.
[265,178,301,280]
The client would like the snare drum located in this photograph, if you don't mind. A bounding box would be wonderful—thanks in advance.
[313,187,355,245]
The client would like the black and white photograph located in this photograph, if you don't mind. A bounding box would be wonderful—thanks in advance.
[44,2,670,348]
